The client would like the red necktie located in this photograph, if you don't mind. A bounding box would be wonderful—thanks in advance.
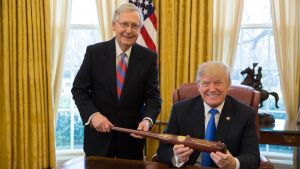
[116,53,127,99]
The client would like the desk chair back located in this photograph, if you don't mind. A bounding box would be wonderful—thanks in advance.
[172,83,260,137]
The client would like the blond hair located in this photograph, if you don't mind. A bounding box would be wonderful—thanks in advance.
[196,61,231,86]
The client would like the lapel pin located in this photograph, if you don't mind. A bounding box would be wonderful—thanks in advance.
[226,117,231,121]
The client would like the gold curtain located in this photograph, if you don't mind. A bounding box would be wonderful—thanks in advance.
[146,0,213,160]
[0,0,55,168]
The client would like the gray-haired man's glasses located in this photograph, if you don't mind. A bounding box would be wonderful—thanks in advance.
[117,22,141,31]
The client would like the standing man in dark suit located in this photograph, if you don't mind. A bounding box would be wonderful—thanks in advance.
[157,61,259,169]
[71,3,161,160]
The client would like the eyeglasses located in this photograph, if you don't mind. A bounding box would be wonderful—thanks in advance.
[117,22,140,31]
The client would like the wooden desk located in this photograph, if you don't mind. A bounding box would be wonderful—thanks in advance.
[56,156,216,169]
[259,119,300,146]
[260,119,300,168]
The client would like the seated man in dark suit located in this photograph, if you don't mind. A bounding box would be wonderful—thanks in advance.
[157,61,259,169]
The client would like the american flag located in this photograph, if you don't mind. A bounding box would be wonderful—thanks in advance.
[129,0,157,52]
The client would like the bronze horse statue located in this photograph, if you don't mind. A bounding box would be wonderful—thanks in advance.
[241,67,279,108]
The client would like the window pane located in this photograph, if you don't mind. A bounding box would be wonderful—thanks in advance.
[56,28,99,150]
[74,111,84,149]
[66,29,100,68]
[233,28,285,115]
[235,28,274,68]
[242,0,272,24]
[56,111,71,150]
[71,0,98,25]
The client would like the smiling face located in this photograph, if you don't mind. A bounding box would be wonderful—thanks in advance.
[198,75,229,108]
[112,11,141,51]
[196,62,231,108]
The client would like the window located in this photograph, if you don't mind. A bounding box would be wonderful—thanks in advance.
[231,0,292,165]
[55,0,99,155]
[232,0,284,115]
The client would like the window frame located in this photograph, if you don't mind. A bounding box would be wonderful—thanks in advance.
[56,17,100,162]
[234,3,293,167]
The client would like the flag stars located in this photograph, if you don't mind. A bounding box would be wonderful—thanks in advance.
[143,9,148,15]
[138,8,143,14]
[131,0,154,20]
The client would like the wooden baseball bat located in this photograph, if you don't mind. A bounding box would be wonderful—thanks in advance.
[111,126,227,153]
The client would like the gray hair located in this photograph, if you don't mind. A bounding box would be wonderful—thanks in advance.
[195,61,231,86]
[113,3,144,26]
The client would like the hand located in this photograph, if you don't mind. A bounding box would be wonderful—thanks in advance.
[173,144,194,163]
[210,150,236,169]
[91,112,113,132]
[130,120,150,139]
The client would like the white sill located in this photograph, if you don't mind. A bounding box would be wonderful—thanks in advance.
[56,149,84,162]
[261,151,293,165]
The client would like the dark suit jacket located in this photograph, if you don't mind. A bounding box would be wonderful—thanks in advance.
[157,95,260,169]
[71,38,161,158]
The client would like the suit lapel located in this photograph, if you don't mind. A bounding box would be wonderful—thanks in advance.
[192,97,205,139]
[216,97,233,142]
[106,39,118,102]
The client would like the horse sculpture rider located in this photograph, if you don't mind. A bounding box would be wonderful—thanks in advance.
[241,63,279,108]
[253,67,263,89]
[241,63,259,88]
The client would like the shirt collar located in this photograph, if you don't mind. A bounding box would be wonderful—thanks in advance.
[203,100,225,116]
[115,39,132,58]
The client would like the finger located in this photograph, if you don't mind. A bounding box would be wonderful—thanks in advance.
[100,123,107,132]
[108,121,113,127]
[173,144,185,151]
[102,117,113,130]
[106,123,111,132]
[177,149,193,160]
[130,133,144,139]
[210,152,220,161]
[178,149,193,159]
[100,122,110,132]
[141,124,149,131]
[137,124,145,131]
[215,151,228,160]
[211,152,234,168]
[96,125,104,132]
[181,148,193,156]
[174,147,189,154]
[211,152,225,161]
[137,121,149,131]
[210,153,225,168]
[175,147,192,156]
[98,125,105,132]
